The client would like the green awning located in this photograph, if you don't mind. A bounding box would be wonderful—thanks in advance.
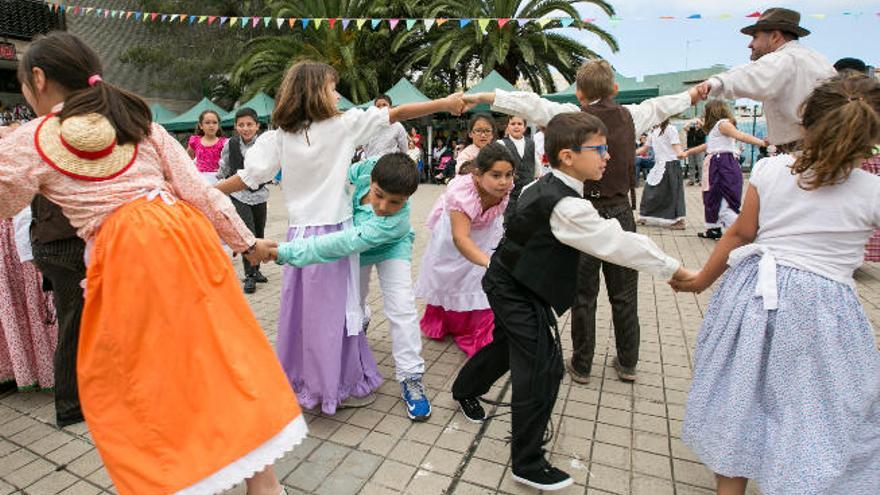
[357,78,432,108]
[337,94,356,111]
[221,92,275,126]
[543,83,660,106]
[150,103,178,124]
[465,70,517,113]
[161,98,230,132]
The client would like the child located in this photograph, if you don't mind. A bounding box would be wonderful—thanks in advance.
[498,115,539,224]
[681,100,766,239]
[863,150,880,262]
[456,113,496,172]
[452,112,688,491]
[671,73,880,495]
[217,61,464,415]
[463,59,701,385]
[636,119,686,229]
[271,153,432,421]
[415,143,514,356]
[1,32,300,495]
[186,109,227,184]
[217,107,269,293]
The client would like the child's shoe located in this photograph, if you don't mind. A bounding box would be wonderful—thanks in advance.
[511,462,573,491]
[253,269,269,283]
[697,227,723,240]
[401,376,432,421]
[456,397,485,423]
[243,275,257,294]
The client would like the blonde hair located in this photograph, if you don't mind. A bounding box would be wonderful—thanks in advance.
[792,73,880,190]
[575,59,615,101]
[702,100,736,135]
[272,61,341,133]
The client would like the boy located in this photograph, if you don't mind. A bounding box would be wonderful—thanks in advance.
[465,60,702,385]
[217,107,269,294]
[498,116,540,224]
[452,112,690,490]
[271,153,432,421]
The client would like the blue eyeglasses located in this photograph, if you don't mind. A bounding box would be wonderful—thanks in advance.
[571,144,609,157]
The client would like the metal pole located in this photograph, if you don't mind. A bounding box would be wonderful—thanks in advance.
[750,104,758,170]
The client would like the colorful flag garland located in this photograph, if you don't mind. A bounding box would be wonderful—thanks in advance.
[46,4,880,30]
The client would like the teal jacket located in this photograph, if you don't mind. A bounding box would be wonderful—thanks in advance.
[276,158,415,267]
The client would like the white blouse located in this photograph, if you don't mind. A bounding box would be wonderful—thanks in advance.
[706,119,737,155]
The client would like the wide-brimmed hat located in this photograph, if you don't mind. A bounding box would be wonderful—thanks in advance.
[35,113,137,181]
[741,8,810,37]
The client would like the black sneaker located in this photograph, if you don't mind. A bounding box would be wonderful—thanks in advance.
[243,276,257,294]
[697,227,722,240]
[457,397,485,423]
[253,270,268,283]
[511,464,573,491]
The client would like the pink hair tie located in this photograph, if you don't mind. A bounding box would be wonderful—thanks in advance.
[88,74,103,87]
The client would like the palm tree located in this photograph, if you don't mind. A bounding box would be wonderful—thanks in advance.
[396,0,618,93]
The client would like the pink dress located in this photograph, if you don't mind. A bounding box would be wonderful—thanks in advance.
[187,135,227,174]
[863,154,880,262]
[0,218,57,390]
[414,174,510,356]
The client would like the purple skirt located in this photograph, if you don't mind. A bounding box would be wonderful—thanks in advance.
[276,224,383,415]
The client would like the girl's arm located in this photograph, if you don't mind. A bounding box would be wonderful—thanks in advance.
[389,93,466,123]
[719,121,766,147]
[449,211,490,267]
[186,145,195,159]
[635,144,649,156]
[670,185,760,293]
[682,143,707,157]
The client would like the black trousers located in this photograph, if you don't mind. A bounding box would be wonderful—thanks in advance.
[570,202,640,374]
[452,265,563,474]
[31,237,86,424]
[231,198,267,276]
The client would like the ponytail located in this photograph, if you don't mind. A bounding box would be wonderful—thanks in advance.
[792,73,880,190]
[18,32,151,145]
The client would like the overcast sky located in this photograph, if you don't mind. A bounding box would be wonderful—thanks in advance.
[558,0,878,79]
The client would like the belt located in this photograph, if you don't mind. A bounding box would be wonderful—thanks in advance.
[729,244,778,310]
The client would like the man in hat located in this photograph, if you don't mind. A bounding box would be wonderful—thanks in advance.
[696,8,835,149]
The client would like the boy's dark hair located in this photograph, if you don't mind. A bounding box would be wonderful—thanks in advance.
[834,57,868,74]
[475,142,514,174]
[372,153,420,196]
[375,94,393,106]
[545,113,607,168]
[235,107,259,123]
[19,31,151,145]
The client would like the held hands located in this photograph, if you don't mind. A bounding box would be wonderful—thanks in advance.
[668,266,707,293]
[245,239,278,265]
[443,92,468,116]
[461,92,492,113]
[694,81,712,101]
[677,150,689,160]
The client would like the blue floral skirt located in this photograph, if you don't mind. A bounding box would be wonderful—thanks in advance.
[682,255,880,494]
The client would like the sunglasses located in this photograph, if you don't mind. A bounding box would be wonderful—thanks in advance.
[571,144,609,157]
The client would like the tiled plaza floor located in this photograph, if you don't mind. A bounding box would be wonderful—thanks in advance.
[1,181,878,495]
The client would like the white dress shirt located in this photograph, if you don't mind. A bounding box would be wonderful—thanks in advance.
[363,122,409,158]
[535,169,681,279]
[708,41,835,145]
[491,89,692,137]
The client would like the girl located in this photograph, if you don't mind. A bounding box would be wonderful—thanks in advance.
[671,73,880,495]
[861,150,880,262]
[0,32,302,495]
[415,143,514,356]
[682,101,766,240]
[637,120,686,229]
[217,61,464,415]
[187,109,227,184]
[456,113,497,174]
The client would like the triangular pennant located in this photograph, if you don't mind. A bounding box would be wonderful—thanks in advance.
[187,15,196,24]
[328,18,338,29]
[517,18,529,27]
[149,12,158,21]
[497,18,510,28]
[371,19,381,29]
[659,16,675,20]
[746,11,762,18]
[389,19,400,30]
[583,17,595,23]
[342,19,351,29]
[208,16,217,25]
[288,18,296,28]
[135,12,142,21]
[560,17,574,27]
[276,18,285,29]
[436,18,449,26]
[160,14,168,22]
[104,10,110,18]
[170,14,178,22]
[251,17,260,28]
[459,19,472,28]
[198,15,207,24]
[314,18,324,29]
[220,16,228,26]
[263,17,271,27]
[687,14,702,19]
[84,7,93,15]
[424,19,435,31]
[126,11,133,19]
[356,18,368,29]
[228,16,237,27]
[809,13,827,20]
[405,19,417,30]
[143,12,151,22]
[301,18,311,29]
[96,8,103,15]
[718,13,732,19]
[476,19,490,31]
[538,17,552,27]
[240,17,248,27]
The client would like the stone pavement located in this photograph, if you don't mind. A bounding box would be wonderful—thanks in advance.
[1,181,878,495]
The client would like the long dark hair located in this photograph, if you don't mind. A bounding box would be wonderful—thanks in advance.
[18,32,151,145]
[194,110,223,137]
[272,61,341,134]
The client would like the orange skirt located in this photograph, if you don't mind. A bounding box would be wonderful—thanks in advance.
[78,197,305,494]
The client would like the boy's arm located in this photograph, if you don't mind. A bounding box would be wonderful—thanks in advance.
[276,214,410,267]
[216,140,232,179]
[550,198,681,279]
[468,90,579,127]
[626,89,698,136]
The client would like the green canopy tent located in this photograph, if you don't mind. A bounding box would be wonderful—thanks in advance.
[337,95,356,111]
[465,70,517,113]
[357,78,431,109]
[150,103,178,124]
[161,98,230,133]
[221,92,275,126]
[543,83,660,106]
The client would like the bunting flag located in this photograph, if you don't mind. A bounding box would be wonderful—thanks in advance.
[44,3,878,30]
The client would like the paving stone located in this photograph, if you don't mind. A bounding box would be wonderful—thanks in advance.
[360,431,397,456]
[420,446,463,476]
[371,459,415,491]
[58,480,104,495]
[632,473,675,495]
[286,460,333,492]
[587,463,630,495]
[332,450,383,479]
[591,442,630,470]
[22,469,79,494]
[673,459,716,489]
[315,473,366,495]
[0,448,38,477]
[405,469,451,495]
[46,438,94,465]
[329,423,371,447]
[461,457,505,490]
[6,458,56,489]
[388,438,431,466]
[633,449,673,479]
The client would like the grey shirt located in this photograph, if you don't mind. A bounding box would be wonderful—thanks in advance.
[363,121,409,158]
[217,136,270,205]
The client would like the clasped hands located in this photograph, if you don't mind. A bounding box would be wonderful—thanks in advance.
[244,238,278,265]
[669,266,708,293]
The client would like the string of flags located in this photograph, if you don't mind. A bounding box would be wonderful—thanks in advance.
[46,3,880,31]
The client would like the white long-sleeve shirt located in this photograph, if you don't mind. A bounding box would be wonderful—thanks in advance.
[530,169,680,279]
[707,41,835,145]
[490,89,692,137]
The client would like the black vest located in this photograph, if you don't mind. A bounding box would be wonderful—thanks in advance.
[227,135,263,192]
[494,173,582,314]
[502,137,536,194]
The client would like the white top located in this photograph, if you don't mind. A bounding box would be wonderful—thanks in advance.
[746,154,880,289]
[497,136,542,168]
[239,107,390,227]
[491,89,692,137]
[708,41,835,145]
[706,119,737,155]
[363,121,408,158]
[12,207,32,263]
[533,131,545,160]
[536,169,680,279]
[647,125,680,164]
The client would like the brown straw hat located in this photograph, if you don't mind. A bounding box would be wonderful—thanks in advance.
[35,113,137,181]
[741,8,810,38]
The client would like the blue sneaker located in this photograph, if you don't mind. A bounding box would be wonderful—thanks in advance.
[401,376,432,421]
